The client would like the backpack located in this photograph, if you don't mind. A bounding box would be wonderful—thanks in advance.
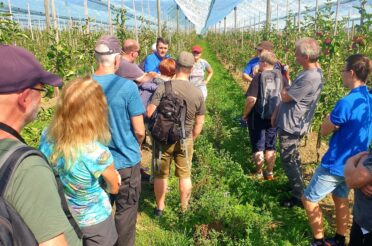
[149,81,188,144]
[254,69,283,119]
[0,143,82,245]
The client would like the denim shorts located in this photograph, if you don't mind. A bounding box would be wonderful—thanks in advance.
[247,111,277,153]
[304,165,349,203]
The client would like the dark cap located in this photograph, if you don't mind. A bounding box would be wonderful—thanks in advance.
[95,35,121,55]
[191,45,202,53]
[0,45,62,94]
[255,41,274,51]
[177,51,194,67]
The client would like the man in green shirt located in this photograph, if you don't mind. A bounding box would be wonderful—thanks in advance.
[0,45,81,245]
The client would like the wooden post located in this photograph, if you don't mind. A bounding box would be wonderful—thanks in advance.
[234,6,237,30]
[347,11,350,41]
[276,3,279,32]
[351,20,355,38]
[157,0,161,37]
[132,0,139,41]
[84,0,89,34]
[297,0,300,32]
[176,5,179,33]
[107,0,113,35]
[50,0,59,42]
[315,0,319,31]
[334,0,340,36]
[224,17,226,34]
[141,0,144,25]
[44,0,50,31]
[7,0,13,21]
[266,0,271,30]
[184,16,187,33]
[27,2,34,40]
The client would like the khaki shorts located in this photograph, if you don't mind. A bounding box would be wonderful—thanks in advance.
[153,138,194,179]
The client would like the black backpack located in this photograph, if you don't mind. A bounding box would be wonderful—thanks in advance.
[0,143,82,245]
[149,81,188,144]
[254,69,283,119]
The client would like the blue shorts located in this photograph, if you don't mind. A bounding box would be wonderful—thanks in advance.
[304,165,349,203]
[247,111,277,153]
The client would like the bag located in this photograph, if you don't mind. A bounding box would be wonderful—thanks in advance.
[254,69,282,119]
[0,143,83,245]
[149,81,187,144]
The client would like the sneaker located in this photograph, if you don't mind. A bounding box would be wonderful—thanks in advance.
[253,170,264,180]
[264,171,274,180]
[154,208,163,217]
[280,196,303,208]
[309,240,332,246]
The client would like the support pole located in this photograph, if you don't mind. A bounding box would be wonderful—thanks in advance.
[84,0,89,34]
[224,17,226,34]
[360,0,365,26]
[176,5,179,33]
[234,6,237,30]
[315,0,319,31]
[107,0,113,34]
[297,0,301,32]
[334,0,340,36]
[7,0,13,21]
[27,2,34,40]
[157,0,161,37]
[44,0,50,31]
[50,0,59,42]
[276,4,279,32]
[132,0,139,41]
[266,0,271,30]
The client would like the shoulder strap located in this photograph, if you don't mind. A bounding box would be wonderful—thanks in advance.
[0,143,83,239]
[164,80,172,94]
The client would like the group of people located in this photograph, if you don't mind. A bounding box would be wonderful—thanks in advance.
[0,33,371,246]
[0,35,213,246]
[242,38,372,246]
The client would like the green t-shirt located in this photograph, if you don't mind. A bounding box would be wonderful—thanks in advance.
[0,139,82,245]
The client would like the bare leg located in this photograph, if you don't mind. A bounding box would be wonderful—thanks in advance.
[265,150,276,173]
[154,178,168,210]
[332,194,349,236]
[254,151,264,172]
[302,196,324,239]
[179,178,192,212]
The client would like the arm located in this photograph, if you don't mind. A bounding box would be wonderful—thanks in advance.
[280,88,293,103]
[271,105,280,128]
[135,73,157,84]
[131,115,145,145]
[39,234,68,246]
[242,96,256,119]
[146,104,157,119]
[192,114,205,140]
[242,73,253,83]
[320,114,339,137]
[344,151,371,188]
[205,66,213,84]
[101,164,120,194]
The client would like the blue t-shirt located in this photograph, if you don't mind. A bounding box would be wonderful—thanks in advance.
[144,53,170,73]
[243,56,259,77]
[93,74,145,169]
[39,132,114,228]
[321,85,372,176]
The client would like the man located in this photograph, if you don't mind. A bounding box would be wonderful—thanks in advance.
[147,51,205,215]
[271,37,323,207]
[116,39,155,84]
[93,35,145,246]
[144,37,170,73]
[345,151,372,246]
[242,51,284,180]
[302,54,372,246]
[0,45,81,245]
[242,41,273,83]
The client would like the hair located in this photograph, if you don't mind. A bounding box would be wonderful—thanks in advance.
[122,39,139,53]
[158,58,176,77]
[47,77,111,168]
[94,52,118,67]
[176,65,192,74]
[259,51,277,66]
[345,54,371,82]
[295,37,320,62]
[156,37,169,46]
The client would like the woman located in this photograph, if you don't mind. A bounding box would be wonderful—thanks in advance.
[39,77,120,246]
[190,45,213,100]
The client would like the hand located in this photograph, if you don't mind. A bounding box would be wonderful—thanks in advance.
[271,115,277,128]
[148,72,159,78]
[361,184,372,197]
[347,151,369,167]
[115,170,122,186]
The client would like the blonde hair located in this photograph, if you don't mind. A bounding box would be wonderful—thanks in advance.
[259,51,277,66]
[47,77,111,168]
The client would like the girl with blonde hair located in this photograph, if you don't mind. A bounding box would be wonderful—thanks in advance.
[39,77,119,246]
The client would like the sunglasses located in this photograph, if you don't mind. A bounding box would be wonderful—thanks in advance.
[30,87,48,98]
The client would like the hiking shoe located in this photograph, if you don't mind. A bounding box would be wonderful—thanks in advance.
[324,237,345,246]
[264,171,274,180]
[252,170,264,180]
[280,197,303,208]
[154,208,163,217]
